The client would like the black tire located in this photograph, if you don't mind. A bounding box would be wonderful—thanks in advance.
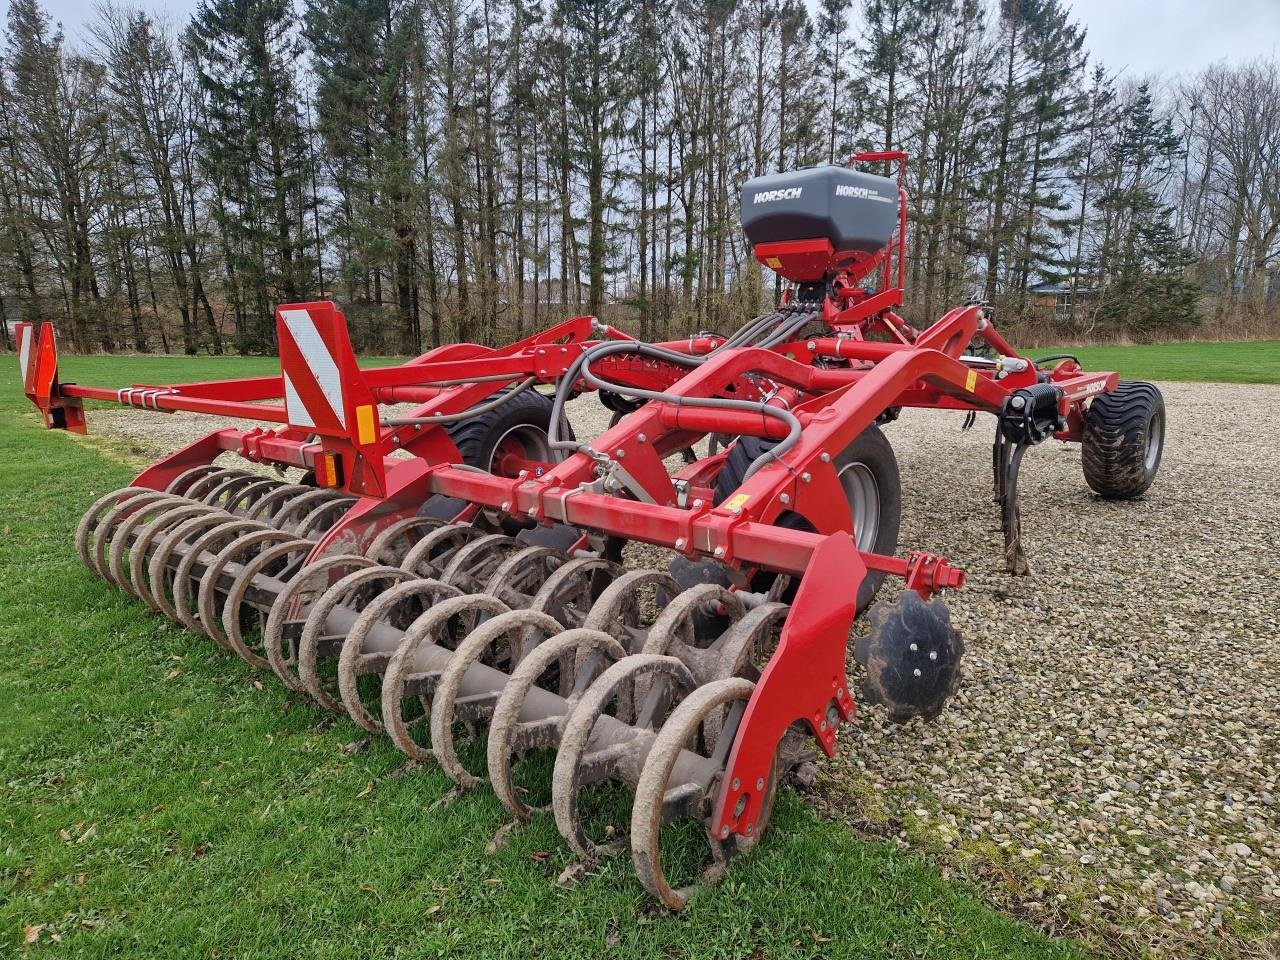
[599,390,641,420]
[445,389,570,477]
[712,425,901,613]
[1082,380,1164,500]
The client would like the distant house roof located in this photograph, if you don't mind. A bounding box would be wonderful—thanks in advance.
[1030,282,1096,295]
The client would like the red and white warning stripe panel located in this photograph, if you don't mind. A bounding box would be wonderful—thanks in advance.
[279,307,346,432]
[276,303,379,446]
[16,322,35,394]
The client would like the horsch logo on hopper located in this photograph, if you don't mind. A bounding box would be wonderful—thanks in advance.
[753,187,803,204]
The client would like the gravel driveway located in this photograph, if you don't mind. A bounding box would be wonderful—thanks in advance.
[828,382,1279,958]
[82,381,1278,958]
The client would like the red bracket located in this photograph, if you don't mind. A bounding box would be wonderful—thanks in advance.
[713,533,861,839]
[238,427,271,463]
[276,302,385,497]
[16,322,86,433]
[903,552,965,598]
[309,457,435,560]
[531,342,585,379]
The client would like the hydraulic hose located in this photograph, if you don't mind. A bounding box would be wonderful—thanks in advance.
[387,305,816,484]
[383,377,540,426]
[549,306,819,481]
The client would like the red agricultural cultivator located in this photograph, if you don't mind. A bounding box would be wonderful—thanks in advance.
[14,151,1165,907]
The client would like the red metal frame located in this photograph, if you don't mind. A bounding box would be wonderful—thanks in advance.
[15,150,1123,843]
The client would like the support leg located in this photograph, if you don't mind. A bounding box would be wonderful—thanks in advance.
[993,431,1031,576]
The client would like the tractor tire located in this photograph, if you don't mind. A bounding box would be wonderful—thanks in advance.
[445,389,570,478]
[1081,380,1165,500]
[712,425,901,613]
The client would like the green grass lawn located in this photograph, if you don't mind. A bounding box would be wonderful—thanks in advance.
[54,353,404,390]
[43,338,1280,392]
[0,361,1087,958]
[1032,340,1280,384]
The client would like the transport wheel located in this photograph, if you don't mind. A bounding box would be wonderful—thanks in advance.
[712,425,901,613]
[445,389,570,478]
[1081,380,1165,499]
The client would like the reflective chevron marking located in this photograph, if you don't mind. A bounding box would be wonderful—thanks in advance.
[279,307,346,432]
[16,323,32,392]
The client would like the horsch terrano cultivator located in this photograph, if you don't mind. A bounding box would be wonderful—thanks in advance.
[14,151,1165,907]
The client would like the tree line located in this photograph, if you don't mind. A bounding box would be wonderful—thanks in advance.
[0,0,1276,356]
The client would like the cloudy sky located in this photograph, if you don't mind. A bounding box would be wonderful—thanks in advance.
[1065,0,1279,77]
[29,0,1280,80]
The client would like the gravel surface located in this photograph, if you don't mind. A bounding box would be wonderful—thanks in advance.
[81,382,1278,958]
[827,382,1280,958]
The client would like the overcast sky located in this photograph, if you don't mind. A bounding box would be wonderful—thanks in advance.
[28,0,1280,80]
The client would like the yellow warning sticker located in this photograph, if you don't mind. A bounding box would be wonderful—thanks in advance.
[723,493,751,512]
[355,404,378,445]
[965,370,978,393]
[765,257,782,268]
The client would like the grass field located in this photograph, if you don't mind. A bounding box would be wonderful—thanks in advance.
[1033,339,1280,384]
[0,362,1088,957]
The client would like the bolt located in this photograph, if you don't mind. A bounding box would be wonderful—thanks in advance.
[528,508,538,518]
[909,642,918,651]
[755,777,764,790]
[820,452,831,463]
[1011,395,1026,409]
[837,687,845,698]
[732,777,740,790]
[501,501,510,511]
[413,424,422,431]
[675,537,686,550]
[714,546,725,558]
[615,449,625,458]
[692,498,704,509]
[913,668,922,677]
[819,719,827,730]
[745,823,755,837]
[779,493,790,504]
[801,472,811,483]
[806,340,817,351]
[518,470,528,479]
[637,433,647,443]
[929,650,938,660]
[720,825,731,839]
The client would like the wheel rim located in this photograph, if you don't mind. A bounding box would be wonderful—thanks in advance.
[489,424,552,476]
[1144,410,1164,472]
[837,461,880,552]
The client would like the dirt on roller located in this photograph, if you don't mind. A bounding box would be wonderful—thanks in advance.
[78,382,1280,958]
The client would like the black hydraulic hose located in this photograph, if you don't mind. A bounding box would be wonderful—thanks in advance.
[546,309,798,453]
[548,310,815,481]
[1032,354,1080,368]
[383,306,806,434]
[381,305,817,451]
[383,377,539,426]
[757,310,820,348]
[548,340,702,452]
[577,349,802,482]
